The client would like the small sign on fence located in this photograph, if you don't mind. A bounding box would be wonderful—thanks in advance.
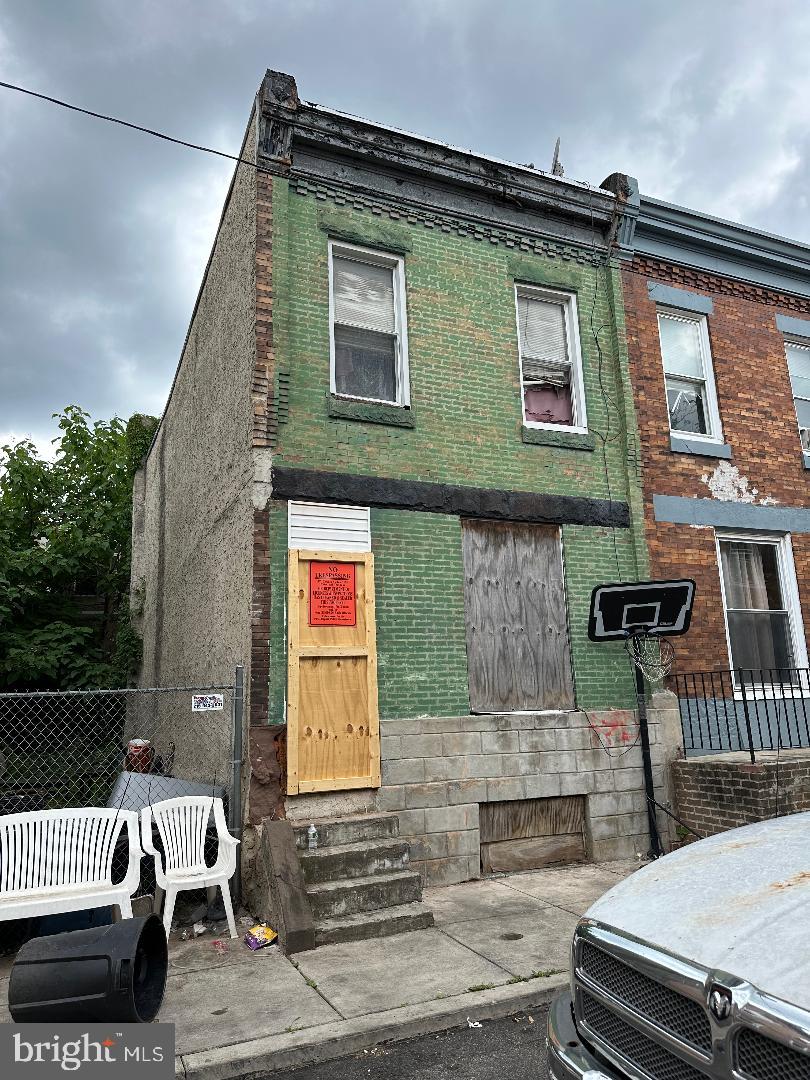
[191,693,224,712]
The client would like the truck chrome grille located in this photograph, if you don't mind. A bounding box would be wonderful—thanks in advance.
[581,991,709,1080]
[581,941,712,1053]
[737,1027,810,1080]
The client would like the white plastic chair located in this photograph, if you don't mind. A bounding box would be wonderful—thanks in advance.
[0,807,142,921]
[140,796,239,939]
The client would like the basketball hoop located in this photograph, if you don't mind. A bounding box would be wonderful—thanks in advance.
[624,630,675,682]
[587,578,695,862]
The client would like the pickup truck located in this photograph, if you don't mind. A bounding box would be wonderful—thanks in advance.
[547,812,810,1079]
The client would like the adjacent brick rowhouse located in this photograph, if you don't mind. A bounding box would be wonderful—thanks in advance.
[621,254,810,676]
[673,753,810,838]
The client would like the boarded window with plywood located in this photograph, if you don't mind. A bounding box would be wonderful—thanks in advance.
[461,520,575,713]
[480,796,586,873]
[287,549,380,794]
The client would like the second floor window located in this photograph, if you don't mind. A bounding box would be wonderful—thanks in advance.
[786,340,810,451]
[515,286,586,431]
[329,242,409,406]
[657,310,722,441]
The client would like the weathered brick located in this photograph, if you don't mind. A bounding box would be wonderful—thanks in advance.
[424,804,477,832]
[442,732,483,756]
[400,734,444,759]
[381,758,426,785]
[481,731,520,754]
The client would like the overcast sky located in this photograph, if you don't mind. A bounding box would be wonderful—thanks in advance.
[3,0,810,452]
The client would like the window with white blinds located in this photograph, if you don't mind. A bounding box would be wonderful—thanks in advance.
[515,285,586,431]
[329,242,410,405]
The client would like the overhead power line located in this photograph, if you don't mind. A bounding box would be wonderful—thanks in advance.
[0,79,265,172]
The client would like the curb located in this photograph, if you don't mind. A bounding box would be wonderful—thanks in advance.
[176,972,568,1080]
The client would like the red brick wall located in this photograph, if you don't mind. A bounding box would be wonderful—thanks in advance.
[622,256,810,674]
[673,756,810,838]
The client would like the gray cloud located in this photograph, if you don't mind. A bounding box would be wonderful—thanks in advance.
[2,0,810,448]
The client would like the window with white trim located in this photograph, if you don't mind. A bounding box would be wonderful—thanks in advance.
[716,533,807,678]
[329,242,409,405]
[657,310,722,441]
[785,340,810,451]
[515,285,587,431]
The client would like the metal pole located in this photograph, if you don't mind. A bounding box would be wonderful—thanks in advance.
[636,665,663,858]
[231,665,244,908]
[739,676,756,764]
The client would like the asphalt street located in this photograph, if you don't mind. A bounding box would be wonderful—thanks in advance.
[270,1008,550,1080]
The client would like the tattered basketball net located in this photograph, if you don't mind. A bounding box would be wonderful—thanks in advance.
[624,630,675,682]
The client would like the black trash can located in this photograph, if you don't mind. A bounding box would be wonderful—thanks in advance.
[8,914,168,1023]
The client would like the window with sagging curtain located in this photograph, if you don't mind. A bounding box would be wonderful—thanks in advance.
[515,286,586,430]
[329,243,409,405]
[718,537,798,676]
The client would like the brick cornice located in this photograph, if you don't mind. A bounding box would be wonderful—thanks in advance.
[630,253,810,315]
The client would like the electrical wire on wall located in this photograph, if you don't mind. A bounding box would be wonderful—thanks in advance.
[583,181,629,583]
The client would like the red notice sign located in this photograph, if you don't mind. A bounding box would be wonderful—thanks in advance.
[309,561,357,626]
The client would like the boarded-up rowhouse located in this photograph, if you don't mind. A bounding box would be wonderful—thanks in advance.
[132,71,668,913]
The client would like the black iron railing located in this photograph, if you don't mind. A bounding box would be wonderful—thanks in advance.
[674,668,810,762]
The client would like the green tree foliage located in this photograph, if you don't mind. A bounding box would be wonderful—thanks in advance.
[0,407,158,690]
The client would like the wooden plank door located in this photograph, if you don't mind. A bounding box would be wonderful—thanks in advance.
[461,520,575,712]
[480,796,586,873]
[287,550,380,794]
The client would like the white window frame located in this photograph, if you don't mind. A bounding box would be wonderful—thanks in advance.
[657,308,723,445]
[784,336,810,452]
[328,240,410,407]
[715,530,809,694]
[514,284,588,435]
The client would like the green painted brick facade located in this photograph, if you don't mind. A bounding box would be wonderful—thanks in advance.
[267,179,649,717]
[372,509,470,719]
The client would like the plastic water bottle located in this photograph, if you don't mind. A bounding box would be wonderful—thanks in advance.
[307,824,318,850]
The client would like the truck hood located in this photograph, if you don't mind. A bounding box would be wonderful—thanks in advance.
[586,813,810,1011]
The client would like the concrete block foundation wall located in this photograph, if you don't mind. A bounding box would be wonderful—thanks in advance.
[673,752,810,838]
[373,708,665,887]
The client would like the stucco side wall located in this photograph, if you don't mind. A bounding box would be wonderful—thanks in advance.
[132,113,258,691]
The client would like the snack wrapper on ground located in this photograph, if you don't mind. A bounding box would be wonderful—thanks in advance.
[244,924,278,950]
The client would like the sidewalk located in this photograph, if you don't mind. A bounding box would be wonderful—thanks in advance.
[0,860,638,1079]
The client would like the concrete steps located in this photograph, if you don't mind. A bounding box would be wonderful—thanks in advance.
[307,868,424,920]
[293,814,399,850]
[299,838,410,884]
[314,902,435,947]
[293,813,433,944]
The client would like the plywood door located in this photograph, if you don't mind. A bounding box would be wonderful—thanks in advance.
[461,520,575,712]
[287,550,380,794]
[479,796,586,873]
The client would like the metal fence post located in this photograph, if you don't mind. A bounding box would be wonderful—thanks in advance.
[635,666,663,858]
[739,676,756,764]
[231,666,245,908]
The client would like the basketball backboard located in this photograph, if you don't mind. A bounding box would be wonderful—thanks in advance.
[588,579,695,642]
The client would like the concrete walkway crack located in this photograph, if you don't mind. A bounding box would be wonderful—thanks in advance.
[290,961,347,1021]
[433,925,516,980]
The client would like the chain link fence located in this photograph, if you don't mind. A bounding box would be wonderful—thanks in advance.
[0,681,239,818]
[0,673,245,952]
